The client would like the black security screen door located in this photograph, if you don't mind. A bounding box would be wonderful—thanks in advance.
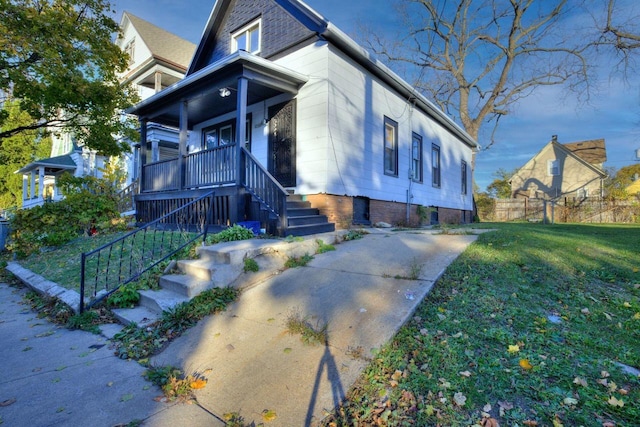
[268,100,296,187]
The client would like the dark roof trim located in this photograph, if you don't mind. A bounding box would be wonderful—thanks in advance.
[16,155,78,174]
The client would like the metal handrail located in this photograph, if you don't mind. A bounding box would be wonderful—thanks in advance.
[241,147,288,232]
[79,190,215,313]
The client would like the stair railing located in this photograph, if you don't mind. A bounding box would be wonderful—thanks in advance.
[79,190,215,313]
[241,147,288,233]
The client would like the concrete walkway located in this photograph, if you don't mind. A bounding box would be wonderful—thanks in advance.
[0,229,480,427]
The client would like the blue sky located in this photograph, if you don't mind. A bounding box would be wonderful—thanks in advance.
[112,0,640,190]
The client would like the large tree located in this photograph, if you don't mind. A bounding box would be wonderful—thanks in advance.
[0,0,138,156]
[367,0,639,151]
[0,100,51,209]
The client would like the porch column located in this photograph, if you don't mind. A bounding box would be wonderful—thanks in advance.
[139,119,147,191]
[154,71,162,93]
[38,167,45,200]
[179,101,188,190]
[30,170,36,200]
[22,174,28,203]
[235,77,248,186]
[150,138,160,163]
[234,77,248,224]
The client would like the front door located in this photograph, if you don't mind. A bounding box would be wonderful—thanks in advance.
[268,100,296,187]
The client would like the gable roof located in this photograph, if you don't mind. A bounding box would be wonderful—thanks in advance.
[511,139,607,183]
[122,12,196,70]
[563,139,606,165]
[16,154,78,175]
[186,0,478,150]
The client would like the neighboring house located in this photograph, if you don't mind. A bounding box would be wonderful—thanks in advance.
[16,12,195,209]
[127,0,479,235]
[510,136,607,200]
[626,175,640,196]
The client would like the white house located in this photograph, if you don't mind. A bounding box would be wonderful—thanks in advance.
[128,0,479,235]
[17,12,196,208]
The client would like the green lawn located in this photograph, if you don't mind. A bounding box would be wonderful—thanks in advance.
[324,223,640,426]
[18,229,198,293]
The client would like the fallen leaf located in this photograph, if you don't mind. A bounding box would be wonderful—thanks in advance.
[601,370,610,378]
[453,392,467,406]
[483,403,492,412]
[619,388,629,395]
[481,417,499,427]
[262,409,277,422]
[523,421,538,426]
[519,359,533,370]
[573,377,588,387]
[602,422,616,427]
[553,416,564,427]
[391,370,403,381]
[459,370,472,377]
[608,381,618,392]
[389,380,399,388]
[597,378,609,387]
[107,382,114,387]
[633,312,640,320]
[452,332,463,338]
[603,312,612,320]
[190,379,207,389]
[507,344,520,354]
[607,396,624,407]
[623,302,632,308]
[0,398,16,407]
[120,393,134,402]
[563,397,578,406]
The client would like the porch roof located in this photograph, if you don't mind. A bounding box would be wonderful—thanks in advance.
[127,50,308,128]
[16,154,78,175]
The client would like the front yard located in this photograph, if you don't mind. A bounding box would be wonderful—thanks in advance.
[324,223,640,426]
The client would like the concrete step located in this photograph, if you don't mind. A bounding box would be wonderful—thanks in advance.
[159,274,214,298]
[111,306,161,328]
[176,258,216,281]
[138,288,190,313]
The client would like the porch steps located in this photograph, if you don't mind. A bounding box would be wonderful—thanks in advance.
[284,194,335,237]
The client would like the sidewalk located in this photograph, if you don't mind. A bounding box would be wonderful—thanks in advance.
[0,229,480,426]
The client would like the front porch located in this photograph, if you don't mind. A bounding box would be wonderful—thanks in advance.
[130,51,334,236]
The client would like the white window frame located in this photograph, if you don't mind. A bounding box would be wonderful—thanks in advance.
[384,117,398,176]
[461,160,468,195]
[547,159,559,176]
[231,19,262,54]
[411,132,423,182]
[124,38,135,66]
[577,187,589,199]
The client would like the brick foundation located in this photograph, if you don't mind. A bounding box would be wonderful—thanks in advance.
[303,193,472,229]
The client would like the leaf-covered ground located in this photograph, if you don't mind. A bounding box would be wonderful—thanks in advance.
[324,223,640,426]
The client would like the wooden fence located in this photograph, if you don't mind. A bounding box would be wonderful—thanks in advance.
[480,197,640,224]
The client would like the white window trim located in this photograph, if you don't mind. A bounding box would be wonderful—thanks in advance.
[547,159,559,176]
[231,19,262,54]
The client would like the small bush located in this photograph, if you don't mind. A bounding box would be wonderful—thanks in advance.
[285,253,314,268]
[106,283,140,308]
[144,365,206,402]
[315,239,335,254]
[342,229,368,241]
[285,309,328,346]
[206,224,255,245]
[243,258,259,273]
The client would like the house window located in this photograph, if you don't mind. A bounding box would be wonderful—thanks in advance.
[384,117,398,176]
[577,187,589,198]
[202,115,252,150]
[124,39,135,66]
[461,160,468,195]
[548,159,559,176]
[232,20,261,54]
[432,144,441,188]
[411,132,423,182]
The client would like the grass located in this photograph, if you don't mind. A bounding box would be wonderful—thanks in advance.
[285,309,328,346]
[323,223,640,426]
[16,229,198,293]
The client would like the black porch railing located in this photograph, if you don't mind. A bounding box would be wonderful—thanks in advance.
[79,190,215,313]
[242,147,288,231]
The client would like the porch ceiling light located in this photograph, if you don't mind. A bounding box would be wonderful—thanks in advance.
[219,87,232,98]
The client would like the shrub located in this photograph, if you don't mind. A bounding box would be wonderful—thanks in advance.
[8,173,121,257]
[206,224,255,245]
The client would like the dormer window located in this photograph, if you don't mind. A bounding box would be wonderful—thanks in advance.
[124,38,135,66]
[232,20,261,54]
